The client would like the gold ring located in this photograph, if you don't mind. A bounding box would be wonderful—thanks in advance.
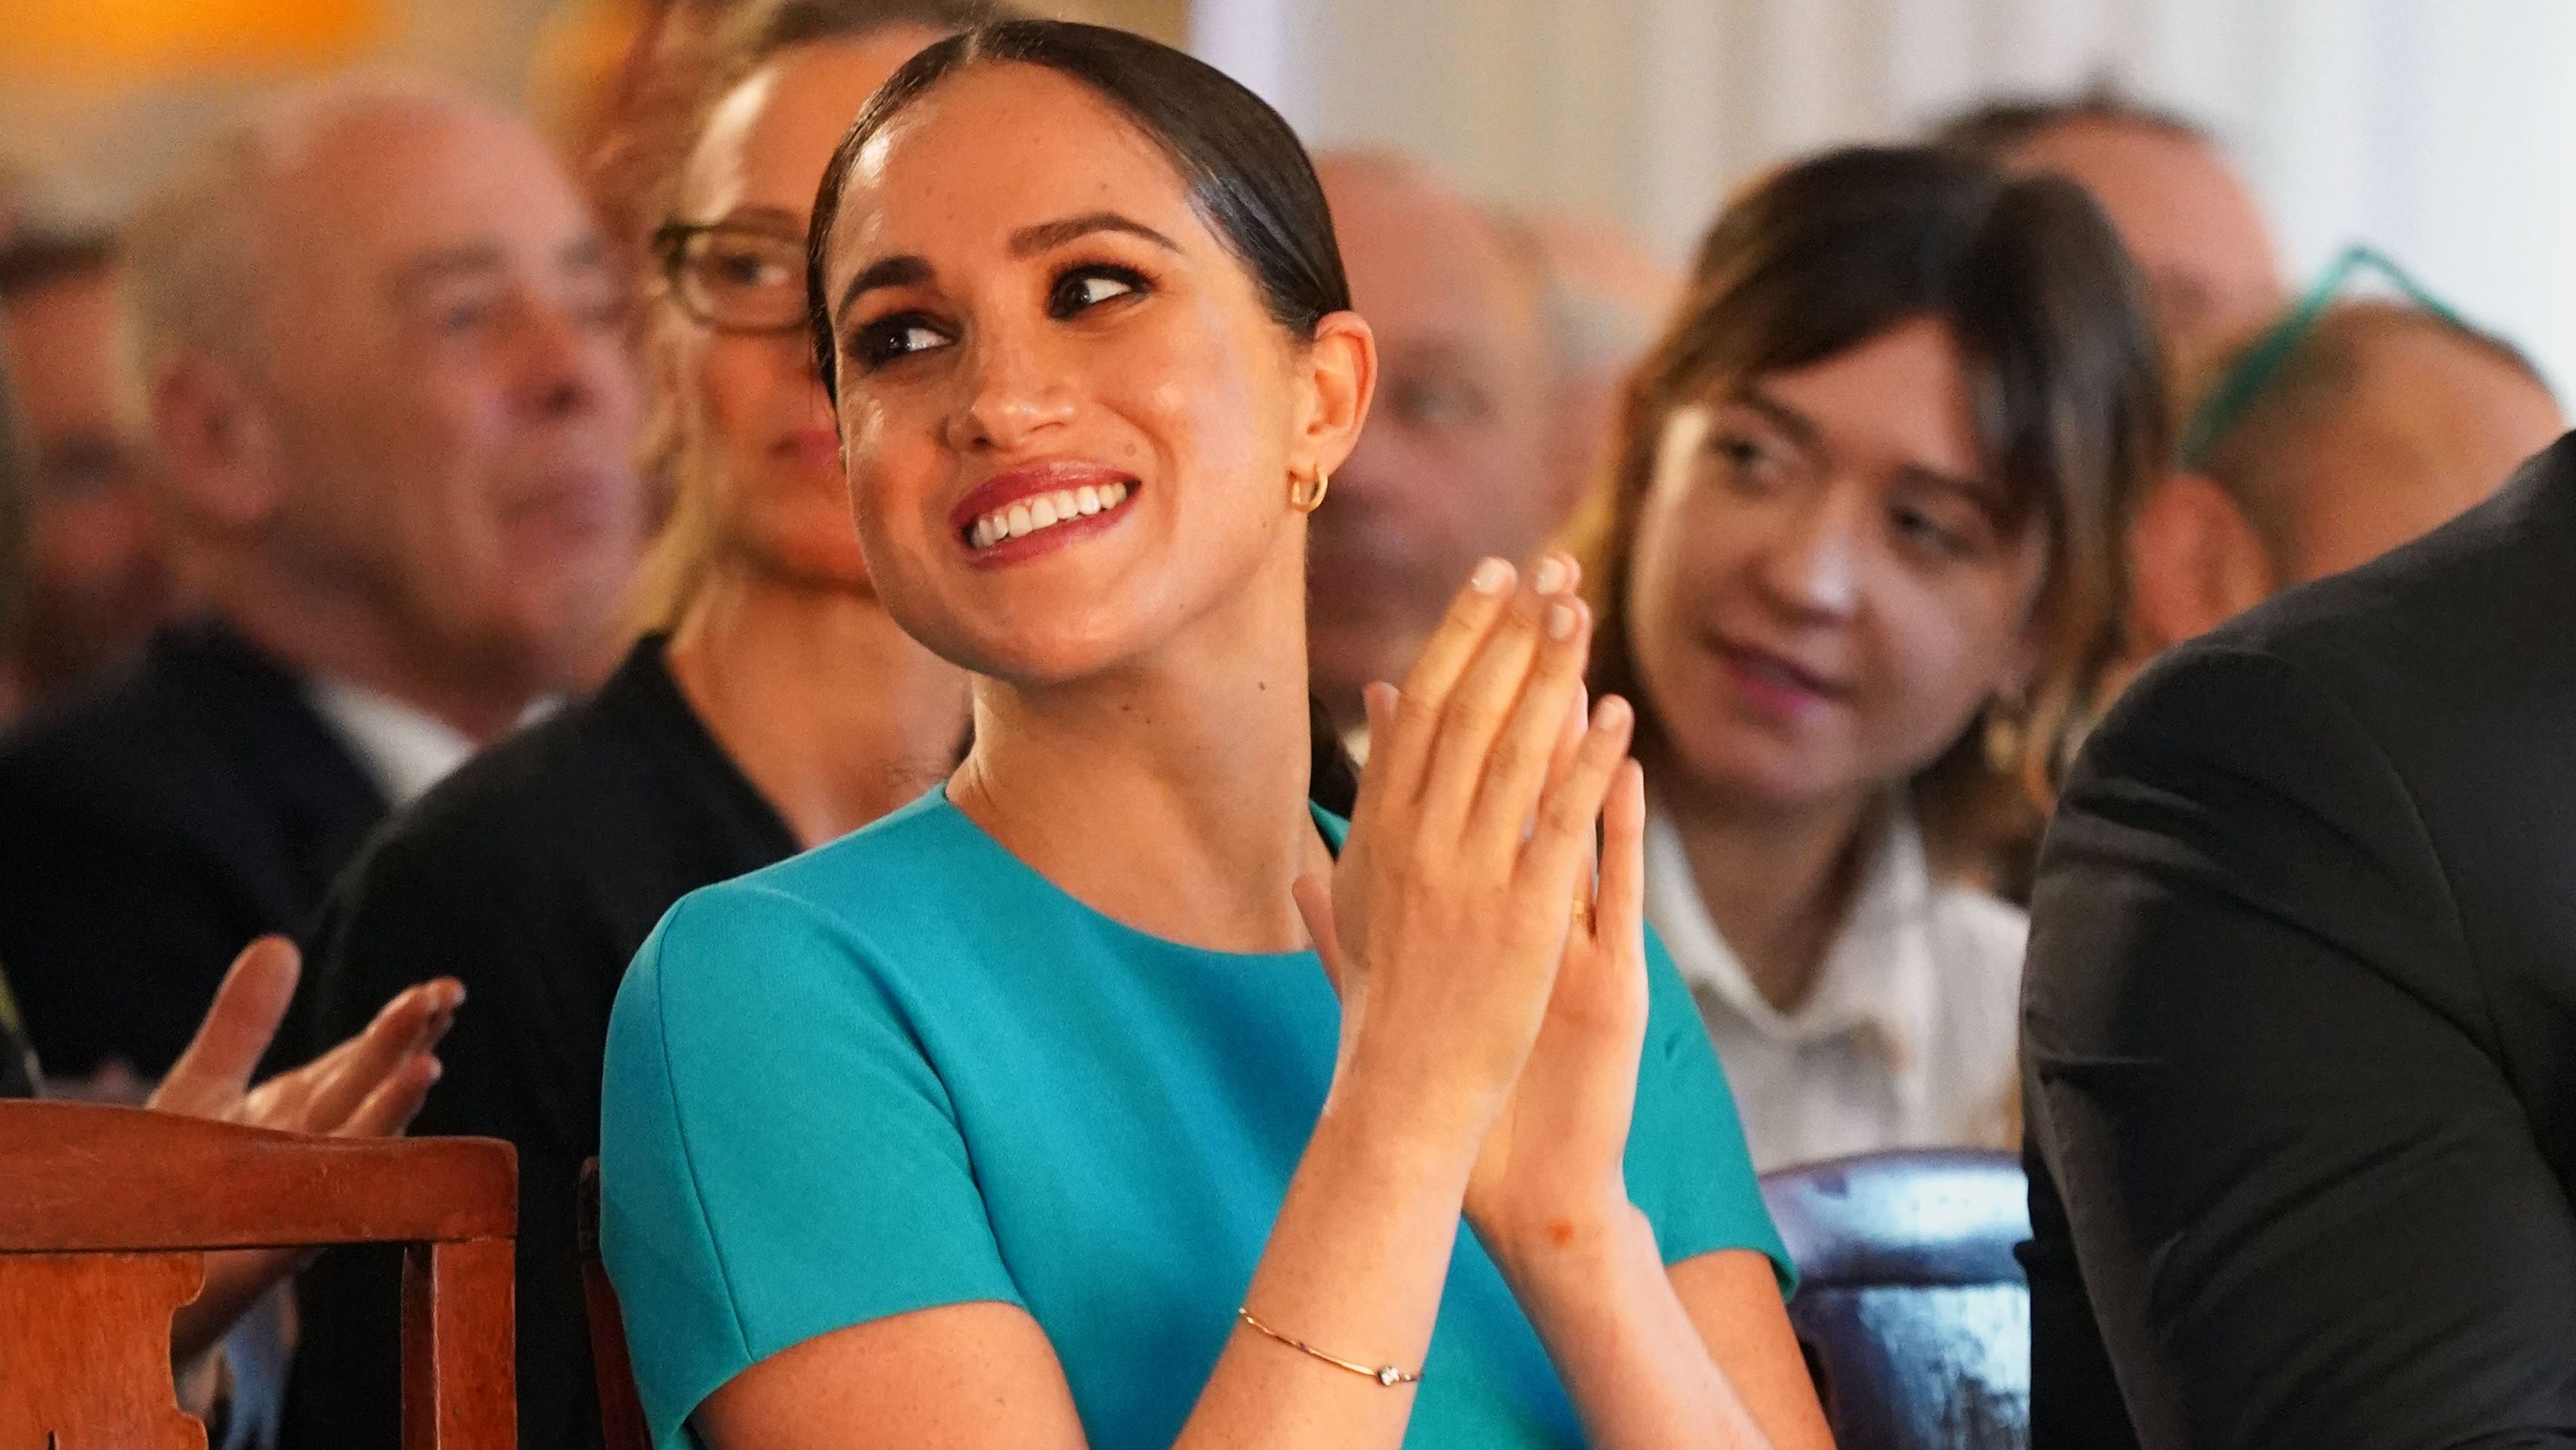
[1570,898,1595,932]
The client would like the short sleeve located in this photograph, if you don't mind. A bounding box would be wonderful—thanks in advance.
[600,883,1024,1449]
[1626,927,1794,1293]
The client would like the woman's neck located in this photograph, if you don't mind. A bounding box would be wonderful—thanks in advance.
[666,566,970,850]
[947,543,1331,955]
[1651,742,1883,1015]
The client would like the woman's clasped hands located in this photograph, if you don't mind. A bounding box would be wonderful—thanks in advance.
[1295,549,1655,1282]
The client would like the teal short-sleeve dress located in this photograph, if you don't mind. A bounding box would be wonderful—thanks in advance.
[600,788,1787,1449]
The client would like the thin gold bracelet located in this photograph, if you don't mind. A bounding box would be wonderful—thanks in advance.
[1236,1306,1424,1387]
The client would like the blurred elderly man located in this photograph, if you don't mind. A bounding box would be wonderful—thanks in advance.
[0,79,645,1085]
[1939,91,2285,355]
[1306,151,1588,734]
[2114,296,2563,693]
[0,229,173,718]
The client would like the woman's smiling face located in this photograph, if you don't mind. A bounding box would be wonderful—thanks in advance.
[814,61,1366,684]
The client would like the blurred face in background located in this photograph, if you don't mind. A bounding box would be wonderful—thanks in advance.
[237,99,645,689]
[2124,314,2565,676]
[1626,318,2047,817]
[2,261,168,691]
[2267,326,2563,581]
[2005,119,2284,354]
[654,29,942,594]
[1306,154,1557,727]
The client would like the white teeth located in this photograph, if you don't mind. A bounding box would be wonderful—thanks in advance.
[967,481,1135,549]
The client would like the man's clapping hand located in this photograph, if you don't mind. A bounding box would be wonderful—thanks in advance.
[151,935,463,1362]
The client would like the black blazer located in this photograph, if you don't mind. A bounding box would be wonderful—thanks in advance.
[0,620,386,1077]
[283,636,799,1450]
[2023,432,2576,1448]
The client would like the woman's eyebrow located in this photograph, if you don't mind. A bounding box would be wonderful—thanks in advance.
[710,204,802,231]
[836,255,933,319]
[1008,212,1180,258]
[1734,387,1823,451]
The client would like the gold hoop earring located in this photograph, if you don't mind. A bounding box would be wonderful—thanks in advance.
[1289,471,1331,513]
[1982,687,2029,776]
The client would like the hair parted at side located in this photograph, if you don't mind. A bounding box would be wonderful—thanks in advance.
[804,19,1350,403]
[1567,144,2167,869]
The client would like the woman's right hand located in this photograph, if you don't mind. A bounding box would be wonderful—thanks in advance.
[1295,551,1637,1157]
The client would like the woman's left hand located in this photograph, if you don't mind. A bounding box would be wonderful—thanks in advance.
[1458,706,1654,1279]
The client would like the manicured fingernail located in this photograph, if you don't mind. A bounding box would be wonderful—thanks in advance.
[1546,601,1578,639]
[1471,557,1512,593]
[1532,556,1567,594]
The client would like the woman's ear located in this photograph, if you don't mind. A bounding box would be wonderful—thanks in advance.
[2127,472,2278,656]
[1292,310,1376,481]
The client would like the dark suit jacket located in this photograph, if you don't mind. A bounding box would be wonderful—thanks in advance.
[2023,433,2576,1448]
[284,636,798,1450]
[0,620,385,1077]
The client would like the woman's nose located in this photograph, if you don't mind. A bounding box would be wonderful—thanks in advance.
[946,326,1078,452]
[1752,487,1865,621]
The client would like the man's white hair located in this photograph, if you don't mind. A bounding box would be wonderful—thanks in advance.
[118,73,498,392]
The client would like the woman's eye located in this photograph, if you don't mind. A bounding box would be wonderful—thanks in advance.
[1712,433,1780,490]
[1891,501,1977,558]
[711,251,790,288]
[1048,266,1143,318]
[850,314,952,371]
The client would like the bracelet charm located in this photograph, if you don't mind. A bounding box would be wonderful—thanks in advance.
[1236,1306,1423,1387]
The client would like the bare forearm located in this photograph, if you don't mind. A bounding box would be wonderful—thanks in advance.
[1506,1210,1772,1450]
[1174,1084,1477,1450]
[171,1247,300,1365]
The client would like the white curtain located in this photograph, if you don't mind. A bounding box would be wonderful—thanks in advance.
[1194,0,2576,390]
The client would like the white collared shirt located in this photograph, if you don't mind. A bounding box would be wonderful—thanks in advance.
[305,677,482,808]
[1644,796,2026,1172]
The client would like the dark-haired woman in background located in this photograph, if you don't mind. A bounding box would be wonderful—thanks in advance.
[1568,147,2164,1172]
[285,4,988,1446]
[601,19,1829,1450]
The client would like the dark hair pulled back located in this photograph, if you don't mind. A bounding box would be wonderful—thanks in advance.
[804,19,1349,402]
[798,19,1361,814]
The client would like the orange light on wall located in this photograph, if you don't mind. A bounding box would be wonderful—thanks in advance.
[0,0,389,83]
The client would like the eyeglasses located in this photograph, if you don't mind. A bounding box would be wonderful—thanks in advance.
[651,221,809,335]
[2178,243,2468,468]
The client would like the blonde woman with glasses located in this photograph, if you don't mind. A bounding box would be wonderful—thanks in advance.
[284,5,988,1446]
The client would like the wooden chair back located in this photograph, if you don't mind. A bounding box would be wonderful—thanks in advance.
[0,1100,517,1449]
[576,1157,651,1450]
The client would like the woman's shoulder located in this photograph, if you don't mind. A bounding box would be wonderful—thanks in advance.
[622,791,979,998]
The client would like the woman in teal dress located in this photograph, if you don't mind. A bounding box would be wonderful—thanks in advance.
[599,19,1832,1450]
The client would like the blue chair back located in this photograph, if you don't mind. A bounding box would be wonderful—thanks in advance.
[1760,1148,2029,1450]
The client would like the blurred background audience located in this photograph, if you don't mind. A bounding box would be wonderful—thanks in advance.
[282,5,976,1446]
[1302,150,1567,737]
[2113,287,2566,701]
[0,222,172,721]
[0,79,645,1091]
[1936,90,2285,358]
